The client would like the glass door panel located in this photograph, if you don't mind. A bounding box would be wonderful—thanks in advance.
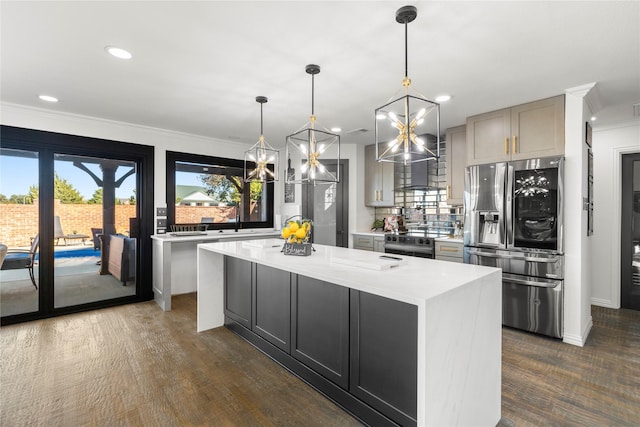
[0,148,40,316]
[622,154,640,310]
[53,154,137,308]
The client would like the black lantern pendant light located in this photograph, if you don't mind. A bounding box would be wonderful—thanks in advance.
[285,64,340,184]
[244,96,279,182]
[375,5,440,165]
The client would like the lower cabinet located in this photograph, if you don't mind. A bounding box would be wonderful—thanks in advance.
[292,275,349,389]
[224,256,252,329]
[350,290,418,426]
[223,256,418,427]
[252,264,291,353]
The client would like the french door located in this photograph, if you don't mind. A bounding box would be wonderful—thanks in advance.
[621,152,640,310]
[0,126,154,325]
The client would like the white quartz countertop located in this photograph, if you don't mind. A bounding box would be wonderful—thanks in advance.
[151,229,280,243]
[198,238,500,306]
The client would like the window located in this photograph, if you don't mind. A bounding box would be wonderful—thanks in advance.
[167,151,274,230]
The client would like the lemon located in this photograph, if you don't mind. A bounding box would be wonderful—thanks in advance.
[295,228,307,239]
[289,222,299,233]
[281,228,291,239]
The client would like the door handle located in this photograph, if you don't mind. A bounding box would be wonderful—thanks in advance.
[512,135,517,154]
[503,276,559,288]
[504,137,509,155]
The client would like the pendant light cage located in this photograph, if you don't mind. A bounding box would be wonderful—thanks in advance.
[285,64,340,185]
[375,5,440,165]
[244,96,279,183]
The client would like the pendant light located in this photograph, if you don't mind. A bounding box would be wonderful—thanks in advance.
[285,64,340,184]
[244,96,279,182]
[375,5,440,165]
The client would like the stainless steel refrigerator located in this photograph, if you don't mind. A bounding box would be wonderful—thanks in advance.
[464,157,564,338]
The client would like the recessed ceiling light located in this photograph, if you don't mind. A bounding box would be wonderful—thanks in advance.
[435,94,452,103]
[331,127,342,133]
[590,116,597,121]
[105,46,132,60]
[38,95,58,103]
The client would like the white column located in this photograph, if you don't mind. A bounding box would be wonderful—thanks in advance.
[562,83,596,346]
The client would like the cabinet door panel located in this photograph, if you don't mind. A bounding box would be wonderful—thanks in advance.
[292,275,349,389]
[224,256,252,328]
[350,290,418,425]
[365,144,395,207]
[511,95,565,160]
[252,264,291,352]
[445,125,466,205]
[466,109,510,165]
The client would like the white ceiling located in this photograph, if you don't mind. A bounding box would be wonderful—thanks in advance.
[1,1,639,148]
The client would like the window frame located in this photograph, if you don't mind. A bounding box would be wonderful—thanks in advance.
[166,151,274,231]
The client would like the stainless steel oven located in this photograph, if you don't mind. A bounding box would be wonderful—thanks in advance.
[384,234,435,259]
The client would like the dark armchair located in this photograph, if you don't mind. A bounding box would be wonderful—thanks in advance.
[91,228,103,251]
[0,235,39,289]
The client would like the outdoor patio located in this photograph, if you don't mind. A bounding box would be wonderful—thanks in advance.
[0,244,135,317]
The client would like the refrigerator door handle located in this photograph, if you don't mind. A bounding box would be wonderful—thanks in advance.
[502,275,561,289]
[468,249,559,264]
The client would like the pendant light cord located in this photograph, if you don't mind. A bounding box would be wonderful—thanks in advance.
[260,102,264,135]
[311,73,315,115]
[404,20,409,78]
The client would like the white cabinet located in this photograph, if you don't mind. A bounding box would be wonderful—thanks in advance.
[365,144,395,207]
[445,125,466,206]
[466,95,565,165]
[353,233,385,253]
[435,240,463,263]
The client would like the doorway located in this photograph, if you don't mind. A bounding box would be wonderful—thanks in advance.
[0,126,154,325]
[302,160,349,247]
[621,152,640,310]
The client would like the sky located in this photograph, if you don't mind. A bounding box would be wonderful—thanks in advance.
[0,156,137,200]
[0,155,205,201]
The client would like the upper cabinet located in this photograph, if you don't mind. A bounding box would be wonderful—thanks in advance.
[365,144,395,207]
[466,95,565,165]
[445,125,466,206]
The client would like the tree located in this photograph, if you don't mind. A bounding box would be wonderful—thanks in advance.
[88,188,103,204]
[27,174,84,204]
[200,174,239,204]
[199,174,263,204]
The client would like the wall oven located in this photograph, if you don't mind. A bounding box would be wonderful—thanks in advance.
[464,157,564,338]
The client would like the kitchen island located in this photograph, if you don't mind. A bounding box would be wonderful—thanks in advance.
[197,239,502,426]
[151,229,279,310]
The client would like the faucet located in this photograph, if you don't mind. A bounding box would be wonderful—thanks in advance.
[234,207,240,232]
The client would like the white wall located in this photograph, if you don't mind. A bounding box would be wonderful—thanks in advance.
[0,102,368,238]
[591,121,640,308]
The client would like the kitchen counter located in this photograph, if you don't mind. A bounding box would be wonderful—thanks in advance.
[150,229,279,310]
[197,238,501,426]
[435,236,464,243]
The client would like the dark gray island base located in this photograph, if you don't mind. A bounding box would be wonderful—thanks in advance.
[197,240,501,427]
[224,256,417,426]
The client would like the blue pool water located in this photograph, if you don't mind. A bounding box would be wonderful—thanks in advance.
[53,248,100,258]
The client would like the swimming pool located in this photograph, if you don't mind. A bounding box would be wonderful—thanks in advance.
[53,248,100,258]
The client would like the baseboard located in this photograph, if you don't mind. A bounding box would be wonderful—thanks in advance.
[563,316,593,347]
[591,297,618,309]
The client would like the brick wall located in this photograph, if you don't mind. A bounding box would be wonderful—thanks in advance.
[1,203,259,247]
[0,201,136,247]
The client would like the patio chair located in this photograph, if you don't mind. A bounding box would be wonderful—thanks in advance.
[91,228,103,251]
[0,235,39,289]
[54,215,88,245]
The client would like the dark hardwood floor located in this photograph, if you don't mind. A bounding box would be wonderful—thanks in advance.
[1,293,638,426]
